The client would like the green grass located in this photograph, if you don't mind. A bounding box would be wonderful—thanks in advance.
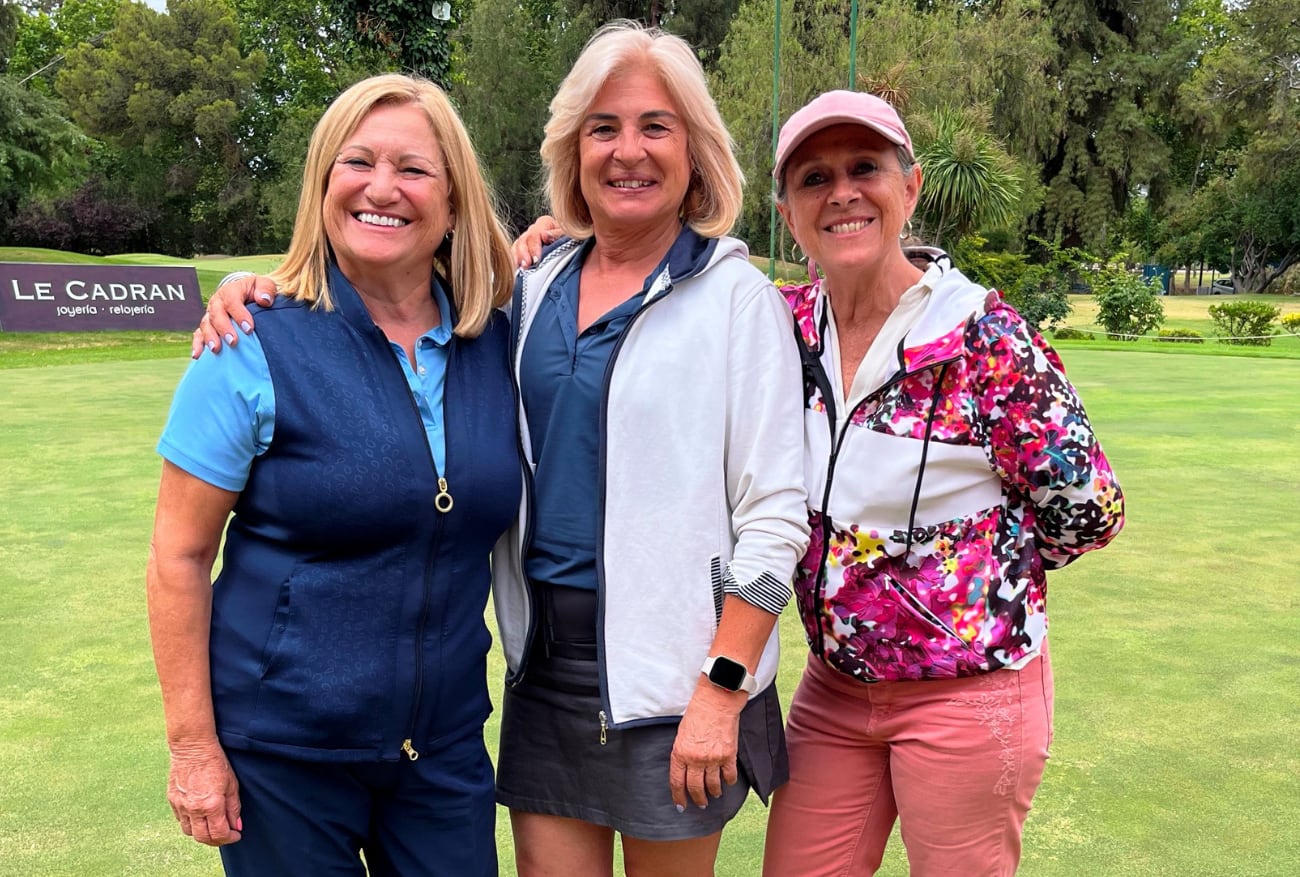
[2,252,1299,875]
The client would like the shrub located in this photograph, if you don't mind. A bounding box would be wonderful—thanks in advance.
[1092,269,1165,340]
[1207,300,1281,346]
[1156,328,1204,343]
[1276,265,1300,296]
[1281,313,1300,334]
[994,236,1080,333]
[9,177,154,255]
[1053,327,1095,341]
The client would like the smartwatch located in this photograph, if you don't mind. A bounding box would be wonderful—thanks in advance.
[701,655,758,694]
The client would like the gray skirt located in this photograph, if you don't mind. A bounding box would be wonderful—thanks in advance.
[495,650,788,841]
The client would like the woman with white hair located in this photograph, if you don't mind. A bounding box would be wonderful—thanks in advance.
[488,22,806,876]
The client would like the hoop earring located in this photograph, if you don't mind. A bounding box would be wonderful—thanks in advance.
[900,219,914,241]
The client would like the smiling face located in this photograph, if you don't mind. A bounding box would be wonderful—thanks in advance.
[777,123,921,282]
[577,70,691,238]
[323,102,453,283]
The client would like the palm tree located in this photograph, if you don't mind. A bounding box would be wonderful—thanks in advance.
[910,104,1024,250]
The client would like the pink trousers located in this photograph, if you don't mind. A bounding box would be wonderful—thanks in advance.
[763,649,1053,877]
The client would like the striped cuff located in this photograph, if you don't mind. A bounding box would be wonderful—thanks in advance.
[217,270,256,289]
[722,562,791,615]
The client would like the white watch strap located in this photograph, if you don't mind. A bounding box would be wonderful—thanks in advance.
[701,655,759,695]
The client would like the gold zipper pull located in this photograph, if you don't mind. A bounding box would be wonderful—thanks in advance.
[401,738,420,761]
[434,477,454,513]
[598,710,607,746]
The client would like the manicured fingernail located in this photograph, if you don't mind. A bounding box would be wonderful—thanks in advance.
[207,341,216,351]
[240,321,251,333]
[257,293,272,305]
[675,804,685,813]
[223,334,234,345]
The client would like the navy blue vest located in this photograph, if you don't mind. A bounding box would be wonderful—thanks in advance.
[209,266,520,761]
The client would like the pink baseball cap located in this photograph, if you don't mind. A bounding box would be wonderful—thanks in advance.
[773,90,914,182]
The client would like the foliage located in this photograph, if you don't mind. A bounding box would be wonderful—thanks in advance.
[1207,299,1281,346]
[1024,1,1182,252]
[7,0,120,92]
[1277,266,1300,297]
[453,0,593,233]
[994,236,1084,333]
[0,3,18,71]
[1173,147,1300,294]
[1282,313,1300,334]
[233,0,383,242]
[1092,267,1165,340]
[1053,326,1095,341]
[564,0,741,68]
[56,0,266,254]
[8,175,153,254]
[953,234,1031,294]
[1155,327,1204,343]
[909,103,1023,249]
[1163,0,1300,292]
[338,0,457,86]
[0,74,86,236]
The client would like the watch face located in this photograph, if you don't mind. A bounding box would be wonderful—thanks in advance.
[708,657,748,691]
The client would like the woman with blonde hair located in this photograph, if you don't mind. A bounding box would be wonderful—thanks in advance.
[148,73,519,877]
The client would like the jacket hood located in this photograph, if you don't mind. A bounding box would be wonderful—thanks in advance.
[896,255,1000,376]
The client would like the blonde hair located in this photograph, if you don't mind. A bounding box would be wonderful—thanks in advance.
[540,21,743,240]
[271,74,513,337]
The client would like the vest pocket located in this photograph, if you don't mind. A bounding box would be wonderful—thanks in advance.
[247,561,391,748]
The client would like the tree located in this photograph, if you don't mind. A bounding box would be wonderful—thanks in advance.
[8,0,121,93]
[453,0,593,233]
[9,174,154,254]
[1165,0,1300,291]
[712,0,1048,256]
[0,74,86,237]
[232,0,384,250]
[909,103,1023,250]
[1023,0,1182,253]
[338,0,459,86]
[56,0,266,254]
[1178,148,1300,293]
[567,0,743,67]
[1,3,19,71]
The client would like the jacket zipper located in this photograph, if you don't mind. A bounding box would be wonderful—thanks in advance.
[591,271,675,728]
[393,326,456,761]
[506,260,551,687]
[807,310,967,666]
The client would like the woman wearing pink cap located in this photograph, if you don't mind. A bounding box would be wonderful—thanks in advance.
[761,89,1124,875]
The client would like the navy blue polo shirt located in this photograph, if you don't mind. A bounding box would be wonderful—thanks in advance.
[521,243,648,591]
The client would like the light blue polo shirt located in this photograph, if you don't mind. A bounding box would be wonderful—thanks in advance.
[158,280,456,490]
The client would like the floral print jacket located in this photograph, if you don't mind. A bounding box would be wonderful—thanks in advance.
[784,254,1124,682]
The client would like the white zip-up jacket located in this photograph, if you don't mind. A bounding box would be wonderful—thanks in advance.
[491,229,809,726]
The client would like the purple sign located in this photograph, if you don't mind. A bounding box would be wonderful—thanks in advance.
[0,262,204,332]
